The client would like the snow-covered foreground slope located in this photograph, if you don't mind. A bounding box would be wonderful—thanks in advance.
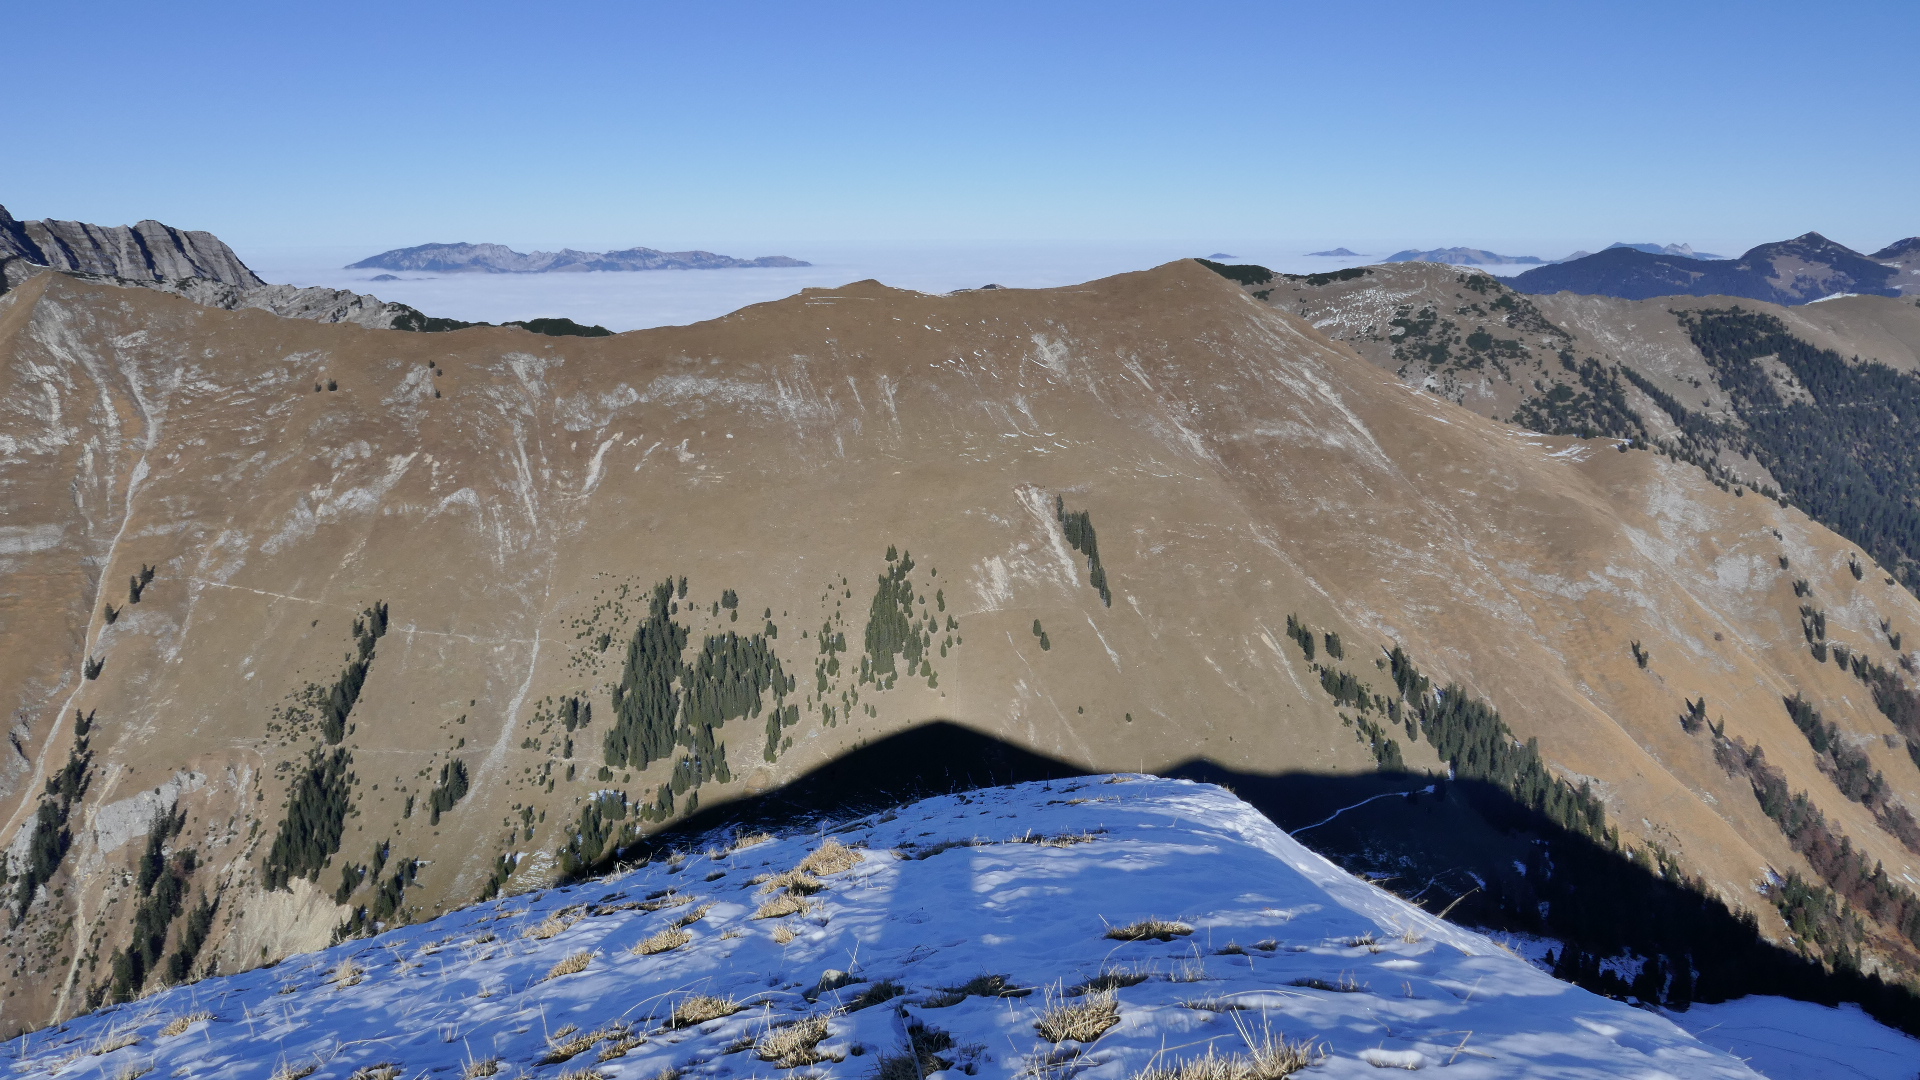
[7,778,1764,1080]
[1665,997,1920,1080]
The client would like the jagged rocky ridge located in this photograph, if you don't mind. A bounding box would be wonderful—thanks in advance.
[0,204,264,288]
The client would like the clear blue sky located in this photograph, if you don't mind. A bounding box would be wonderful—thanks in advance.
[5,1,1915,256]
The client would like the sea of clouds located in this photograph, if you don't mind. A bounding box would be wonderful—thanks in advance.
[240,241,1540,333]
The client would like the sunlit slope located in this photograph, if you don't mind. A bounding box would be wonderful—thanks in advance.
[0,261,1914,1029]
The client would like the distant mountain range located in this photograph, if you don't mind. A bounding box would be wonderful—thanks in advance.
[1385,246,1548,266]
[348,241,810,273]
[1511,231,1915,305]
[1308,247,1360,257]
[1559,242,1725,262]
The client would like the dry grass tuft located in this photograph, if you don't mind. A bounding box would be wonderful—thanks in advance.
[753,893,815,920]
[771,922,801,945]
[331,957,365,988]
[348,1065,403,1080]
[673,902,716,927]
[756,1013,839,1067]
[1105,918,1193,942]
[462,1057,501,1079]
[1035,987,1120,1044]
[1132,1021,1322,1080]
[114,1066,153,1080]
[556,1070,608,1080]
[730,831,774,853]
[271,1062,318,1080]
[159,1012,213,1038]
[525,908,586,939]
[89,1030,142,1055]
[1180,998,1250,1012]
[541,1025,589,1063]
[876,1020,954,1080]
[637,892,696,913]
[1010,829,1104,847]
[670,994,743,1028]
[926,972,1032,1006]
[546,949,593,980]
[1071,965,1151,995]
[757,869,825,896]
[597,1034,645,1061]
[1288,973,1366,993]
[846,979,905,1012]
[910,838,984,860]
[1171,954,1210,983]
[797,839,862,876]
[632,926,692,956]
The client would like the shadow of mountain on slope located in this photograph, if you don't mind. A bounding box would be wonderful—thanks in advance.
[1169,759,1920,1037]
[600,721,1918,1035]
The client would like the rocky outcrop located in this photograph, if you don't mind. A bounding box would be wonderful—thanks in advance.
[348,240,810,272]
[0,204,264,288]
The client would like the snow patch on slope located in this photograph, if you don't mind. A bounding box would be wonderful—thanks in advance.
[8,778,1767,1080]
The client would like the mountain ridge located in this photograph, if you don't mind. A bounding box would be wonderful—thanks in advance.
[1511,231,1912,304]
[348,240,811,273]
[4,260,1918,1034]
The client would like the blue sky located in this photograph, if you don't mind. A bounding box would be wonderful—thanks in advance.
[6,1,1915,256]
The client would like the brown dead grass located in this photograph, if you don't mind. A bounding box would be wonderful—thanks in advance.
[756,1013,839,1067]
[637,892,696,913]
[598,1033,645,1061]
[758,869,825,896]
[348,1065,403,1080]
[672,902,716,927]
[753,893,815,920]
[670,994,742,1028]
[798,839,862,876]
[1131,1021,1322,1080]
[771,923,801,945]
[633,926,692,956]
[1105,918,1193,942]
[462,1057,501,1079]
[1035,988,1119,1043]
[89,1030,142,1055]
[546,950,592,980]
[271,1062,318,1080]
[525,907,586,940]
[331,957,366,988]
[158,1012,213,1038]
[1070,965,1151,995]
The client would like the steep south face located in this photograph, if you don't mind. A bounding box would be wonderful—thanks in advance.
[0,263,1916,1032]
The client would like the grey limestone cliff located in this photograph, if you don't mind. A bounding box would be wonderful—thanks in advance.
[0,204,264,288]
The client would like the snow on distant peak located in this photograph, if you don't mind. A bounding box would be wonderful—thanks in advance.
[6,777,1763,1080]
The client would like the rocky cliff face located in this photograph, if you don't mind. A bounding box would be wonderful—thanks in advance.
[0,204,264,289]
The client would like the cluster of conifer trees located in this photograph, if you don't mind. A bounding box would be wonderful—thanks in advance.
[1055,496,1111,606]
[9,713,93,922]
[603,577,790,779]
[1708,725,1920,957]
[1672,308,1920,590]
[103,807,208,1002]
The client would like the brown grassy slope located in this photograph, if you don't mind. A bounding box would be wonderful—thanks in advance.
[0,262,1915,1030]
